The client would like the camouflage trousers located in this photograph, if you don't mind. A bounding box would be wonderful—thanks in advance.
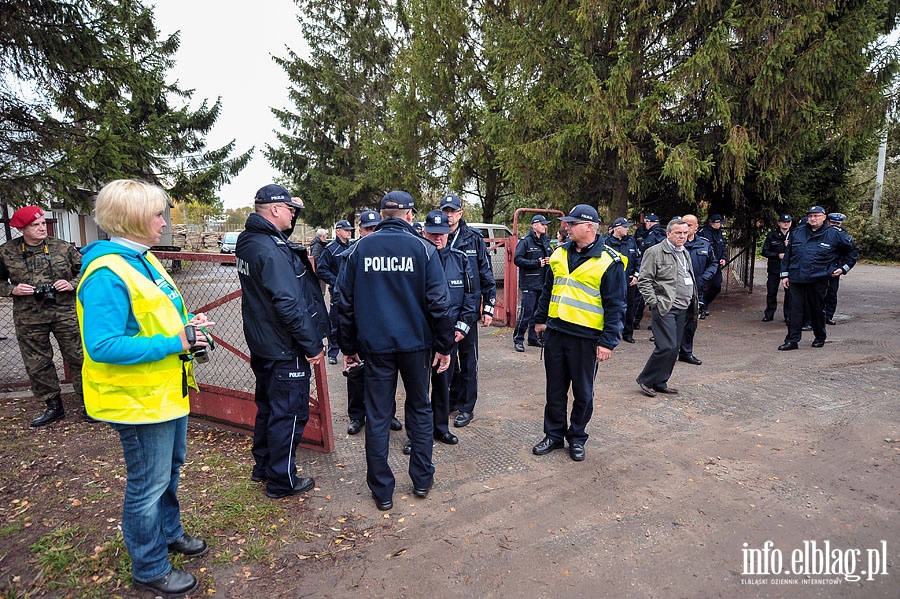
[15,314,84,403]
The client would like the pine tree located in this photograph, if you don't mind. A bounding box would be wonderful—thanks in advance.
[0,0,251,211]
[267,0,395,227]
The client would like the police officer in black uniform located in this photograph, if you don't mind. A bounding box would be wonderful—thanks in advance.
[778,206,859,350]
[403,210,479,455]
[513,215,551,352]
[679,214,718,365]
[235,185,330,499]
[603,217,641,343]
[316,220,354,364]
[339,210,380,435]
[440,193,496,428]
[634,213,664,330]
[336,191,454,511]
[824,213,855,325]
[761,214,793,322]
[697,214,728,317]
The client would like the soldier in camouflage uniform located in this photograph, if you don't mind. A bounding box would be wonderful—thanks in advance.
[0,206,85,426]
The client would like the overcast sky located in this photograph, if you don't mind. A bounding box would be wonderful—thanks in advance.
[152,1,306,209]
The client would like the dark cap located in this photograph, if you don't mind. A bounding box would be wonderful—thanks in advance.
[778,214,793,222]
[380,190,415,210]
[827,212,846,222]
[559,204,600,224]
[359,210,381,228]
[807,205,826,214]
[644,213,660,222]
[424,209,451,234]
[255,184,303,210]
[9,206,44,228]
[412,221,424,234]
[612,217,633,228]
[439,193,462,211]
[709,214,725,223]
[335,219,354,230]
[531,215,551,225]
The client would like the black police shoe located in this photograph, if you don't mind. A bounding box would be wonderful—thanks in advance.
[413,481,433,498]
[402,440,412,455]
[811,339,825,348]
[168,534,209,557]
[514,342,525,352]
[532,436,564,455]
[778,342,799,351]
[762,315,774,322]
[622,335,635,343]
[265,477,315,499]
[435,432,458,445]
[328,356,338,364]
[678,354,702,365]
[568,444,585,461]
[372,493,392,511]
[390,417,403,431]
[133,568,198,598]
[347,419,364,435]
[453,412,473,427]
[826,318,837,326]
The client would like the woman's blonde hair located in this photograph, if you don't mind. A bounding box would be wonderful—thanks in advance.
[94,179,170,239]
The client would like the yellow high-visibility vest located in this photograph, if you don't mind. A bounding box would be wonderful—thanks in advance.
[77,253,195,423]
[548,246,624,330]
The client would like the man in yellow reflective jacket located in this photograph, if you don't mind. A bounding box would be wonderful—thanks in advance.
[532,204,627,462]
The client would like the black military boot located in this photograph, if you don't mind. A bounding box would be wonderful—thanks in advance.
[30,395,64,427]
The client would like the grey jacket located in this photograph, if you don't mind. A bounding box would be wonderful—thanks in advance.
[637,240,699,317]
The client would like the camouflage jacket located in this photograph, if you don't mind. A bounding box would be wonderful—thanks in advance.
[0,236,82,321]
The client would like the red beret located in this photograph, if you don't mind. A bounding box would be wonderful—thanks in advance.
[9,206,44,229]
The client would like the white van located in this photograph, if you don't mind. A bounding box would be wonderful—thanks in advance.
[466,223,513,281]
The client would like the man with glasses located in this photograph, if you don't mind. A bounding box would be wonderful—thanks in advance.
[531,204,626,462]
[635,218,699,397]
[778,206,858,351]
[236,184,330,499]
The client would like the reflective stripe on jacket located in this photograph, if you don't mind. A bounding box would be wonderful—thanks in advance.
[78,253,195,423]
[548,247,623,330]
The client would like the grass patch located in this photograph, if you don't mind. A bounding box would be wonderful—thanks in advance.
[0,521,23,538]
[25,524,131,598]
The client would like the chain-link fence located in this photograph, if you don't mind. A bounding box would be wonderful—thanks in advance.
[0,251,338,445]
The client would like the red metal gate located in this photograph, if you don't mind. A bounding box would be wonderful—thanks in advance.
[143,251,335,452]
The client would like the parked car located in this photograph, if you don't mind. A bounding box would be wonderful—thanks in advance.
[219,231,241,265]
[219,231,240,254]
[467,223,513,281]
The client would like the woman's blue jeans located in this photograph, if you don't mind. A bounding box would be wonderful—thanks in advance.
[110,416,187,583]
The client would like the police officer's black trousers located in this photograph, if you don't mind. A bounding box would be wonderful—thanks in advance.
[638,307,688,389]
[364,350,434,502]
[623,284,638,338]
[542,329,598,447]
[513,289,540,345]
[705,267,722,307]
[326,302,341,359]
[346,366,366,422]
[824,275,841,320]
[430,348,459,437]
[785,279,828,343]
[765,271,789,320]
[452,326,479,413]
[250,356,310,494]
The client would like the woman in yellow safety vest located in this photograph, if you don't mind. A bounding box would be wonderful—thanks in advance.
[77,180,213,598]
